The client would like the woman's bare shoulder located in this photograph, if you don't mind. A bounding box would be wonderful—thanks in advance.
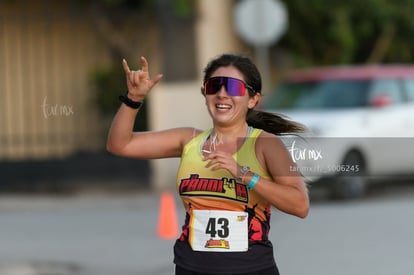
[255,130,292,155]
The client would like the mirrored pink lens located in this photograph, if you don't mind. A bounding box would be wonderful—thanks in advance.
[204,77,246,96]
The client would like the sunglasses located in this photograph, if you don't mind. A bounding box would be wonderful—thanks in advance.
[202,76,255,96]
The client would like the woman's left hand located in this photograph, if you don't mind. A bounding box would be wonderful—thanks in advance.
[203,151,239,178]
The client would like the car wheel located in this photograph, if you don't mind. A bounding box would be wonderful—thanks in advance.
[331,151,366,200]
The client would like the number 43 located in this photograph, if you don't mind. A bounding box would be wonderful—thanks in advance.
[205,217,229,238]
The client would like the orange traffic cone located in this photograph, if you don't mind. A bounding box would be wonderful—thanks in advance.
[157,191,179,239]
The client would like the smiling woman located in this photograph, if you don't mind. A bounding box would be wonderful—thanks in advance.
[106,53,309,275]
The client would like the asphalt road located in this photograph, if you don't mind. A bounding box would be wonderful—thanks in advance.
[0,181,413,275]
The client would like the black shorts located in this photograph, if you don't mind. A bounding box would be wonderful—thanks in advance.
[175,265,280,275]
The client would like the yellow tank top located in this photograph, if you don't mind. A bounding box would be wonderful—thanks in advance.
[176,127,272,242]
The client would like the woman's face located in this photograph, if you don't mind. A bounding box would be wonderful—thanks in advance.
[205,65,259,127]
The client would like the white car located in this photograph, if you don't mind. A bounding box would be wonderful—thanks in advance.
[263,65,414,199]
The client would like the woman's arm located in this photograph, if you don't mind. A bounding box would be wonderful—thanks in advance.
[108,124,198,159]
[252,132,309,218]
[106,57,197,159]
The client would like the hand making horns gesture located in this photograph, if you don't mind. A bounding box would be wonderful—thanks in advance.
[122,57,163,102]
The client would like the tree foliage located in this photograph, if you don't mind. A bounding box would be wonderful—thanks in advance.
[277,0,414,67]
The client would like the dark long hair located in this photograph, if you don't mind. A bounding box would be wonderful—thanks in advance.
[203,53,306,135]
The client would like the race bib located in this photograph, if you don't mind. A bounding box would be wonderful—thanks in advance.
[189,210,248,252]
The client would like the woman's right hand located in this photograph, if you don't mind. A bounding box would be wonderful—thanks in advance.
[122,56,163,102]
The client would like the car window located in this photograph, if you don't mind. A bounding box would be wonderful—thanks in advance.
[402,79,414,102]
[369,79,404,103]
[265,80,369,110]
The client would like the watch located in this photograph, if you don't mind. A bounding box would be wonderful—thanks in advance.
[238,166,250,182]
